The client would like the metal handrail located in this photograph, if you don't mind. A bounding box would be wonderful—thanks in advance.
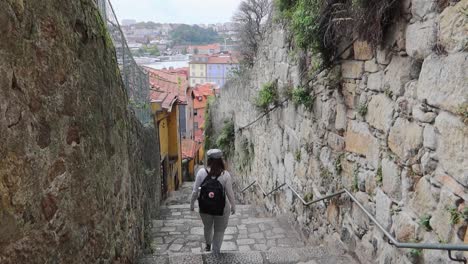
[241,180,468,263]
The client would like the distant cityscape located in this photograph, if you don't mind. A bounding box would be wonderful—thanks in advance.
[119,20,241,90]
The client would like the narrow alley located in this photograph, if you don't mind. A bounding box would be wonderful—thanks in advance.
[138,182,359,264]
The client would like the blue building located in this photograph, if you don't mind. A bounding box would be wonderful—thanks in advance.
[206,55,239,88]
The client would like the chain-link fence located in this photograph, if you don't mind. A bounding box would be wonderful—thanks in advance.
[96,0,152,126]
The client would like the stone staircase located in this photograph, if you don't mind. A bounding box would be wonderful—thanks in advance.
[138,182,359,264]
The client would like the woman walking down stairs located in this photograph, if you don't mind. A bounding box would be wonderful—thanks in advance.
[138,182,359,264]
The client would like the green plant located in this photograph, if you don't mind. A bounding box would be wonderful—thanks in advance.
[456,103,468,125]
[320,167,331,179]
[462,207,468,221]
[352,165,359,192]
[292,86,314,109]
[290,0,322,51]
[357,103,368,117]
[447,207,461,225]
[384,88,393,98]
[237,137,255,172]
[295,149,301,162]
[376,166,383,187]
[216,120,235,158]
[335,153,344,174]
[254,82,279,111]
[409,248,422,258]
[204,96,216,151]
[419,215,432,232]
[304,192,314,202]
[390,205,401,215]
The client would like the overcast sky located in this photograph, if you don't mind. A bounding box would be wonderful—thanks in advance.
[110,0,243,24]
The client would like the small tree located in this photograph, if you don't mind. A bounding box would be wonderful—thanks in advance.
[233,0,272,66]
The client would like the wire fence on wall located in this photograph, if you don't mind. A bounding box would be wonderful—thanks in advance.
[96,0,152,126]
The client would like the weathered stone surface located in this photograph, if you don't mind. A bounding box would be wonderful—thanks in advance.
[341,61,364,79]
[417,53,468,114]
[344,121,380,167]
[353,41,373,60]
[421,151,438,175]
[327,133,345,151]
[375,189,393,229]
[376,48,392,65]
[423,125,437,150]
[433,174,468,201]
[430,188,459,242]
[393,212,418,242]
[410,177,438,215]
[0,1,161,263]
[366,94,394,132]
[342,82,357,109]
[384,56,420,96]
[382,158,402,200]
[367,71,384,91]
[388,118,423,160]
[364,59,379,73]
[411,0,437,18]
[439,0,468,53]
[434,112,468,186]
[406,18,438,60]
[412,105,437,123]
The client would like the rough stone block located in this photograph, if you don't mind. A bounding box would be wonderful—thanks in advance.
[433,174,468,201]
[353,41,374,60]
[430,188,459,242]
[434,112,468,186]
[327,133,345,151]
[406,18,438,60]
[412,105,437,123]
[375,189,393,229]
[342,82,357,109]
[388,118,423,160]
[376,48,392,65]
[341,61,364,79]
[384,56,420,96]
[439,0,468,53]
[410,177,438,215]
[344,121,380,167]
[417,53,468,114]
[367,71,384,91]
[393,212,418,242]
[364,59,379,73]
[423,125,437,150]
[412,0,437,18]
[366,94,394,132]
[382,158,402,200]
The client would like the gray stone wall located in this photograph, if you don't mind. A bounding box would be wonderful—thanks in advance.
[212,1,467,263]
[0,0,160,263]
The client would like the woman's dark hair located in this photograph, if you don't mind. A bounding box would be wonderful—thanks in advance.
[207,157,225,177]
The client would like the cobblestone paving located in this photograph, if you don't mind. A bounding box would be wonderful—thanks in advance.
[151,182,305,255]
[140,182,359,264]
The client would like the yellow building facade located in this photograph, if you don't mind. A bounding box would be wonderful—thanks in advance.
[189,63,207,86]
[151,102,183,195]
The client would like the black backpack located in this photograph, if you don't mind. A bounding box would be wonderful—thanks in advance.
[198,169,225,216]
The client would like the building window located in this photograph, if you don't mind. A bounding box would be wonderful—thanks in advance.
[194,122,198,130]
[194,109,198,116]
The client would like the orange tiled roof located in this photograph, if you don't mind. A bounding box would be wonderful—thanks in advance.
[145,67,188,109]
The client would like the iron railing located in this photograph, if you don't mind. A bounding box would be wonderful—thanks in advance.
[241,180,468,263]
[95,0,152,126]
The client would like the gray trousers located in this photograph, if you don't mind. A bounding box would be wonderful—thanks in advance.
[200,212,230,253]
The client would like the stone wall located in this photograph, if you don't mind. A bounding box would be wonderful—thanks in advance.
[0,0,161,263]
[212,0,467,263]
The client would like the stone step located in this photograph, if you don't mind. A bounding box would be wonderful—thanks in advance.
[138,247,359,264]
